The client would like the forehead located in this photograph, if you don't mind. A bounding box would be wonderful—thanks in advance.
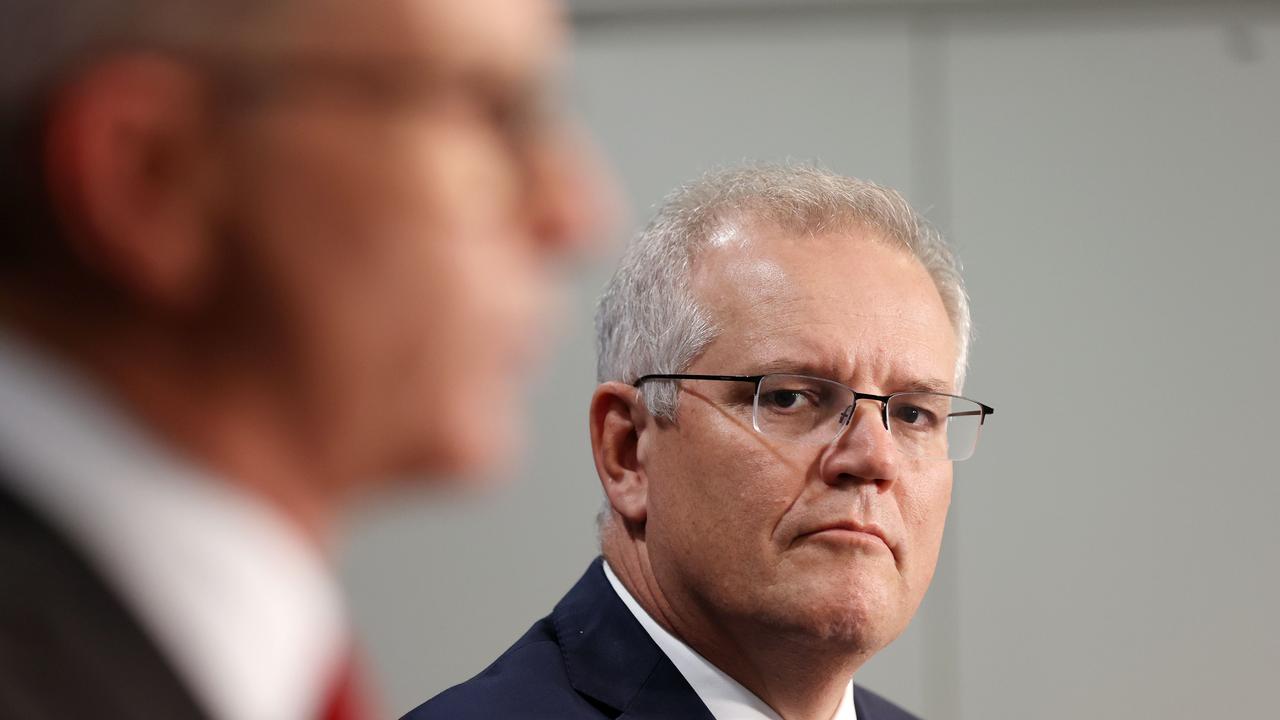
[690,223,957,388]
[272,0,564,78]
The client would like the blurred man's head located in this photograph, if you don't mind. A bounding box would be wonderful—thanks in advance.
[591,165,986,674]
[0,0,611,514]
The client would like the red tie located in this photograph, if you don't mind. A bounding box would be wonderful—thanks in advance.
[319,648,375,720]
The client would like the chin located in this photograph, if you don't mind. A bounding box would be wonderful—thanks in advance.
[436,420,523,482]
[760,571,907,650]
[386,411,523,485]
[809,596,904,649]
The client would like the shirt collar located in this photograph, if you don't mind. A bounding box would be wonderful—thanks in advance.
[0,328,346,720]
[603,561,856,720]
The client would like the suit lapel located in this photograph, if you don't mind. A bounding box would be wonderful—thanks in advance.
[616,656,717,720]
[0,484,210,720]
[552,558,714,720]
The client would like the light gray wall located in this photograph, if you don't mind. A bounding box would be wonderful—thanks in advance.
[341,3,1280,718]
[946,6,1280,717]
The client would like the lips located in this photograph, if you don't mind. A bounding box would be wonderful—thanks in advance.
[796,520,893,550]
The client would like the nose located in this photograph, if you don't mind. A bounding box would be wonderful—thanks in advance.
[522,121,619,258]
[821,402,899,489]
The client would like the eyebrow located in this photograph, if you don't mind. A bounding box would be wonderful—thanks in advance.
[899,378,955,395]
[749,357,842,378]
[746,359,955,395]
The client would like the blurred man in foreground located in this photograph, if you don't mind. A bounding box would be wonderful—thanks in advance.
[407,165,994,720]
[0,1,610,718]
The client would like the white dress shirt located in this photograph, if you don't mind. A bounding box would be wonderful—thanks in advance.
[0,329,346,720]
[603,561,857,720]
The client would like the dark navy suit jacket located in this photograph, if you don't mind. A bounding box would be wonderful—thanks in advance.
[404,558,921,720]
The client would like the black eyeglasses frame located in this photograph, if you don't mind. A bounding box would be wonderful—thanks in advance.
[632,373,995,432]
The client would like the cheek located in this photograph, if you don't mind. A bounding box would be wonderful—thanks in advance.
[237,110,523,296]
[227,113,544,474]
[402,242,546,473]
[646,421,802,578]
[898,468,953,589]
[389,120,549,358]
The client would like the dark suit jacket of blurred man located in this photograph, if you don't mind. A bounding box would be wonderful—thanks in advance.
[0,334,342,720]
[404,558,921,720]
[0,486,209,719]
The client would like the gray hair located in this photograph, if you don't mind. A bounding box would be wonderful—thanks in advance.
[594,163,972,418]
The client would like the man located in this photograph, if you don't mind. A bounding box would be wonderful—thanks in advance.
[0,1,610,718]
[406,165,995,720]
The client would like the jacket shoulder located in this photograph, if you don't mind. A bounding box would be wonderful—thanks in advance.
[855,685,924,720]
[401,618,607,720]
[0,486,210,720]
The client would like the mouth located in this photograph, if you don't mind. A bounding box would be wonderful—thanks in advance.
[795,521,892,551]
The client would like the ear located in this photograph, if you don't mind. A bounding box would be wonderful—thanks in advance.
[590,381,651,526]
[43,53,226,311]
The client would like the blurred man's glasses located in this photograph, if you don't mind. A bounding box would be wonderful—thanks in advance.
[208,54,557,159]
[633,373,995,462]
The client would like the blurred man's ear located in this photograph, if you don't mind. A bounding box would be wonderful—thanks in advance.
[590,382,651,527]
[42,53,225,311]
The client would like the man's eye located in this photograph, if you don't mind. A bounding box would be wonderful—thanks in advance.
[893,405,934,426]
[763,390,806,409]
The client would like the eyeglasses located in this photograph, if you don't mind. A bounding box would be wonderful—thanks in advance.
[633,373,995,461]
[205,53,558,174]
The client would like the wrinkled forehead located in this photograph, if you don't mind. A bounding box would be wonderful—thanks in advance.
[690,223,957,386]
[690,218,918,323]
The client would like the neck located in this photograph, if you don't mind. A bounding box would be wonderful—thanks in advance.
[603,522,864,720]
[0,293,357,545]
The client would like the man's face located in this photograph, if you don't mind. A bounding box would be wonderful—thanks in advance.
[640,224,957,653]
[213,0,608,480]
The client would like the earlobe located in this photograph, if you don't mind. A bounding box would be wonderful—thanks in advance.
[42,53,224,311]
[589,382,649,526]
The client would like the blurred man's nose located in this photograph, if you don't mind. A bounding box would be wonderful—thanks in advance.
[821,403,900,489]
[523,123,619,257]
